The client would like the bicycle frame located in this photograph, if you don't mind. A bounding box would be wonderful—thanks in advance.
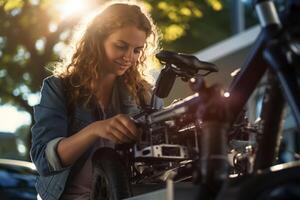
[227,0,300,171]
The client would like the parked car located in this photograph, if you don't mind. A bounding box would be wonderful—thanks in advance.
[0,132,20,159]
[0,158,37,200]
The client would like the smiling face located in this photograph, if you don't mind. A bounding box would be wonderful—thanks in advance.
[102,25,147,77]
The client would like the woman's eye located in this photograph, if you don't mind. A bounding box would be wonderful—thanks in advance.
[115,44,126,50]
[134,49,142,54]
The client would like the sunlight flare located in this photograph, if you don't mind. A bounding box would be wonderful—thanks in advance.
[56,0,87,19]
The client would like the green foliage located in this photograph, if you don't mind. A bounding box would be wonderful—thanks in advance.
[0,0,78,115]
[145,0,230,52]
[2,0,24,11]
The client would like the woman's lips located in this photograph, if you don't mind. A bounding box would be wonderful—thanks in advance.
[115,61,131,68]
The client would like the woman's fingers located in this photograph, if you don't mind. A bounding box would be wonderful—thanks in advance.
[116,114,139,137]
[110,126,132,143]
[105,132,122,144]
[94,114,140,143]
[115,119,138,140]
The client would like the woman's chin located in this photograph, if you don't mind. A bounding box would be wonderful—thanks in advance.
[115,69,128,76]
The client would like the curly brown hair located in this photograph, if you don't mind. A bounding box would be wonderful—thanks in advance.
[53,1,160,108]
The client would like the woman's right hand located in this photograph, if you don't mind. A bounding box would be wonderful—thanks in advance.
[55,114,138,167]
[91,114,139,143]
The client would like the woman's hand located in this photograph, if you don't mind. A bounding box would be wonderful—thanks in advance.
[92,114,139,143]
[55,114,138,167]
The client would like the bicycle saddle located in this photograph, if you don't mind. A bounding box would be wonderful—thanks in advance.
[156,50,218,74]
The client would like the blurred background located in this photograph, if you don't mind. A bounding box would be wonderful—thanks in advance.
[0,0,294,162]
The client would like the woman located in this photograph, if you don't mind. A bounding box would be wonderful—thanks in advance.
[30,2,162,200]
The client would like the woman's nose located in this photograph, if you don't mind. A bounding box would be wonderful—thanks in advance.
[123,49,134,61]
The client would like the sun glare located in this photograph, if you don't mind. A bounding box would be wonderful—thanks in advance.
[57,0,87,19]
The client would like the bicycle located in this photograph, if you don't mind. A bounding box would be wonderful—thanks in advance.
[92,0,300,199]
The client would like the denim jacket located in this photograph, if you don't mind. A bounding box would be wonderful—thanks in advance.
[30,76,163,200]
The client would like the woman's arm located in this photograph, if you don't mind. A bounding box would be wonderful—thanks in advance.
[56,114,139,167]
[31,76,139,175]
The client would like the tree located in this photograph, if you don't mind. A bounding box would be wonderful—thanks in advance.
[0,0,84,118]
[0,0,228,159]
[149,0,231,53]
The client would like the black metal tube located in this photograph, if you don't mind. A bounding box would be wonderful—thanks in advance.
[228,31,266,124]
[227,0,283,125]
[255,0,281,27]
[199,122,229,191]
[253,71,285,171]
[152,64,177,99]
[147,93,200,124]
[264,40,300,129]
